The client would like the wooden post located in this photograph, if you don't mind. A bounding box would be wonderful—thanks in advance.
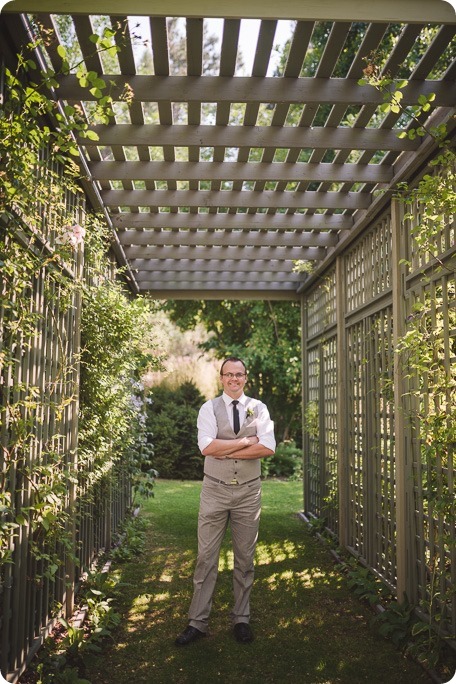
[301,295,309,513]
[336,255,348,547]
[66,236,83,618]
[391,198,411,603]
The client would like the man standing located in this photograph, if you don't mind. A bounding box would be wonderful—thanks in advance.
[175,356,275,646]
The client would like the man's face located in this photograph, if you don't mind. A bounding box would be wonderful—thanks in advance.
[220,360,247,399]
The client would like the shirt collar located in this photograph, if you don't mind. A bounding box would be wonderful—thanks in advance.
[222,391,247,407]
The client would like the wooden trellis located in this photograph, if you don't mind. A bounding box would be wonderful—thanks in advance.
[302,187,455,632]
[1,2,455,681]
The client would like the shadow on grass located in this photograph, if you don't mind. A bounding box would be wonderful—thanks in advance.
[84,480,431,684]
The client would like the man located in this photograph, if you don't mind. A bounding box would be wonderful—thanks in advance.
[175,356,275,646]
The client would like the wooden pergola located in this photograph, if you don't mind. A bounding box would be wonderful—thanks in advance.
[2,1,455,300]
[1,5,456,681]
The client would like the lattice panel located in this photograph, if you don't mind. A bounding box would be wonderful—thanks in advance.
[322,335,338,534]
[369,307,396,588]
[346,308,397,579]
[407,268,456,634]
[346,319,368,556]
[407,188,456,272]
[306,268,337,339]
[345,213,392,314]
[305,345,321,515]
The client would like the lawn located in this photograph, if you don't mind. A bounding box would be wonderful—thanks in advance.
[84,479,430,684]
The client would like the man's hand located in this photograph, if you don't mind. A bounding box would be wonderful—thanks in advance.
[202,435,259,458]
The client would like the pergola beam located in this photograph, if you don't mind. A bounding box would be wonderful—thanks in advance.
[62,76,453,106]
[89,161,393,184]
[118,229,339,248]
[123,244,326,259]
[129,258,301,272]
[84,124,420,152]
[102,188,371,210]
[134,270,303,283]
[5,0,456,23]
[112,212,353,231]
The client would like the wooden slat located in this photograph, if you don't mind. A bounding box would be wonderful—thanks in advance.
[138,287,301,301]
[85,124,420,151]
[134,270,303,282]
[118,228,339,247]
[6,0,456,23]
[123,244,326,259]
[114,15,156,198]
[58,75,453,105]
[102,188,371,209]
[111,211,353,230]
[129,258,306,272]
[89,160,393,183]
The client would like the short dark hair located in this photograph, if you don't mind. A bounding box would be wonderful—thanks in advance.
[220,357,247,375]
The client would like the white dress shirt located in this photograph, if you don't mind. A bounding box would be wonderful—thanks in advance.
[197,391,276,453]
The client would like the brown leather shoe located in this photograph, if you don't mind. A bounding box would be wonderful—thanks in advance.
[175,625,206,646]
[233,622,254,643]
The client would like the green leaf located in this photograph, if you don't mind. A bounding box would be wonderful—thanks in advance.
[83,130,99,141]
[89,34,100,44]
[57,44,67,60]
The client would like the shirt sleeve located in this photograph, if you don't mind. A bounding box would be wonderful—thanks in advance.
[197,399,217,453]
[256,401,276,453]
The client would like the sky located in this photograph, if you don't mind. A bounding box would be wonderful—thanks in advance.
[128,16,295,76]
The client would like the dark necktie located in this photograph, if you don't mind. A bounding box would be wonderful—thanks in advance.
[232,400,240,434]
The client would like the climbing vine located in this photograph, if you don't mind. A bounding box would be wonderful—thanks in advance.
[360,55,456,658]
[0,23,159,583]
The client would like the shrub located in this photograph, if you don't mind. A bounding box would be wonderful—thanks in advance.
[262,440,303,479]
[146,381,205,480]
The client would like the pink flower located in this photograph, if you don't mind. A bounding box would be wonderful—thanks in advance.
[55,224,86,247]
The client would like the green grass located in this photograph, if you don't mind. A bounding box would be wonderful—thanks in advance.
[84,480,430,684]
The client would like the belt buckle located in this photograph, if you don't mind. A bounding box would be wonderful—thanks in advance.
[230,478,239,485]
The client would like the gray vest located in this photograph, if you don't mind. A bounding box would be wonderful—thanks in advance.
[203,395,261,484]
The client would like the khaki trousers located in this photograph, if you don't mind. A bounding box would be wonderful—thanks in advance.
[188,476,261,633]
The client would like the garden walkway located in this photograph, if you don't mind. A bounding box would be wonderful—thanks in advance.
[84,480,431,684]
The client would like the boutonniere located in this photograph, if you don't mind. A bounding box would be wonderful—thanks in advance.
[246,407,254,418]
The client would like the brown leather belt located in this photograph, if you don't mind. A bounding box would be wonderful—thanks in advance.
[204,474,260,486]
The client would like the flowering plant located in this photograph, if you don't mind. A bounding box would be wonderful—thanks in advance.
[246,407,254,417]
[55,223,86,247]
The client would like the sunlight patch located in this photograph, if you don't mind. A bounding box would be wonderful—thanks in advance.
[159,571,173,583]
[132,593,152,608]
[256,540,299,565]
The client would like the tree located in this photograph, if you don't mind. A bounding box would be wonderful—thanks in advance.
[163,300,302,445]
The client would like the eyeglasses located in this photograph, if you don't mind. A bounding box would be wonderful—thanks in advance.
[221,372,246,379]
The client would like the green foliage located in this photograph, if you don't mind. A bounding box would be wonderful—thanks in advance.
[146,381,205,480]
[0,23,160,593]
[372,601,414,647]
[261,440,303,479]
[303,400,319,439]
[109,515,147,563]
[360,62,456,662]
[163,300,302,444]
[344,562,392,606]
